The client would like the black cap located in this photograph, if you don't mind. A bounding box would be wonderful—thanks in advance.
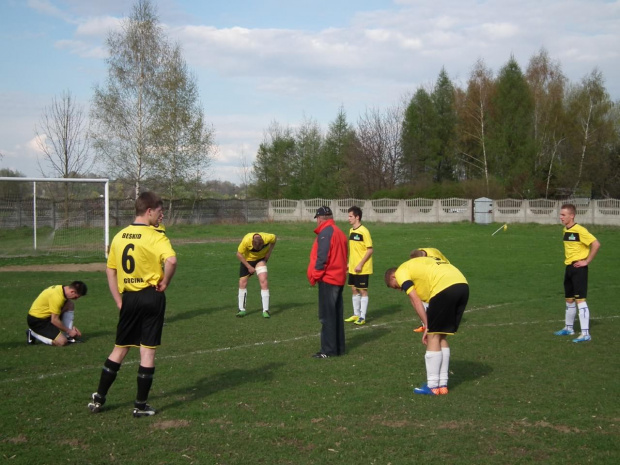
[314,206,333,218]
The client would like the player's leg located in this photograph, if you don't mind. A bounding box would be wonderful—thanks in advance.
[255,260,270,318]
[573,267,591,342]
[355,276,370,325]
[237,261,254,317]
[555,266,576,335]
[346,275,361,322]
[27,316,61,346]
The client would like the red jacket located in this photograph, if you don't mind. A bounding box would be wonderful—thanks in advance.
[307,219,348,286]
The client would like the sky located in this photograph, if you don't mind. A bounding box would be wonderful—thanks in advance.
[1,0,619,185]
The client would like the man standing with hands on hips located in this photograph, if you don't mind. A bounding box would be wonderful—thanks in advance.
[307,206,348,358]
[88,191,177,417]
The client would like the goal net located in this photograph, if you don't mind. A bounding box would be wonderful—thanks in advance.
[0,177,109,258]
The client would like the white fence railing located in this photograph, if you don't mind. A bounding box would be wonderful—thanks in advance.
[268,198,620,226]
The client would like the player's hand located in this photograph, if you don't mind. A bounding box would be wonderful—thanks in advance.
[247,265,255,274]
[422,330,428,345]
[156,282,168,292]
[72,327,82,337]
[355,265,362,273]
[573,260,587,268]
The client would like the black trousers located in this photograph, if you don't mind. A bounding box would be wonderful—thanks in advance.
[318,281,345,356]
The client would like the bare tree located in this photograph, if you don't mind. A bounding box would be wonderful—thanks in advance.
[35,90,93,178]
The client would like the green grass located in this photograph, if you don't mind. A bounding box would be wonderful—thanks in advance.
[1,222,619,464]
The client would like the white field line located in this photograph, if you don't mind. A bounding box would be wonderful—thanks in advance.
[3,309,618,385]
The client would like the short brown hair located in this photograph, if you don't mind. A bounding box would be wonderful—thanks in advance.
[561,203,576,215]
[69,280,88,297]
[410,249,427,259]
[135,192,163,216]
[384,267,397,286]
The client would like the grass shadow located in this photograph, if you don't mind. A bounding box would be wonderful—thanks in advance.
[448,359,494,390]
[346,327,391,352]
[160,362,285,412]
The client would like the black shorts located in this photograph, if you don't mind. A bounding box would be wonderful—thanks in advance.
[427,283,469,334]
[564,265,588,299]
[115,287,166,348]
[27,315,61,341]
[239,260,264,278]
[348,274,370,289]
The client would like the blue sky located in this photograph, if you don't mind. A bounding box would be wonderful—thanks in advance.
[1,0,619,184]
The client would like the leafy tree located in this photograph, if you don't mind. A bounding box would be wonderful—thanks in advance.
[151,43,214,212]
[431,68,458,182]
[401,87,438,184]
[91,0,171,199]
[289,116,322,199]
[251,121,295,198]
[489,56,536,196]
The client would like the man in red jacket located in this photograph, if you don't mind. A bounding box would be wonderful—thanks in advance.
[307,206,348,358]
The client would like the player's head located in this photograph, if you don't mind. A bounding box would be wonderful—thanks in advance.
[560,203,576,226]
[135,192,164,224]
[348,206,362,223]
[68,280,88,299]
[410,249,427,259]
[384,267,399,289]
[252,234,264,250]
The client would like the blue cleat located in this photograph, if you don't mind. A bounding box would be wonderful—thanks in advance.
[572,334,591,343]
[554,328,575,336]
[413,384,438,395]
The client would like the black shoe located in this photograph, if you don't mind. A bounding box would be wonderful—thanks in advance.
[88,392,106,413]
[312,352,330,359]
[26,329,37,345]
[133,404,157,417]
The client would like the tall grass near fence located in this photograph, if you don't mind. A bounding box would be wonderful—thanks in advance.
[1,222,618,464]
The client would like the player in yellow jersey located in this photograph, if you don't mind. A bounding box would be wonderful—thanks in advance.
[554,204,600,343]
[236,232,277,318]
[344,206,373,325]
[88,192,177,418]
[409,248,451,332]
[26,281,87,346]
[385,258,469,395]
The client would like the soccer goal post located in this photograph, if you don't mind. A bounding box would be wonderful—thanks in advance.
[0,177,109,258]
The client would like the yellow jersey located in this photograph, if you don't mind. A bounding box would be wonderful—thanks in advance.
[237,232,276,261]
[28,285,66,319]
[107,224,176,293]
[395,257,467,302]
[348,224,373,275]
[563,223,597,265]
[419,248,450,264]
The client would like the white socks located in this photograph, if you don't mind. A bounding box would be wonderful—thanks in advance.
[564,301,577,330]
[360,296,369,320]
[239,289,270,312]
[577,301,590,336]
[62,311,74,336]
[424,351,442,389]
[352,294,361,316]
[261,289,270,312]
[238,289,247,311]
[439,347,450,387]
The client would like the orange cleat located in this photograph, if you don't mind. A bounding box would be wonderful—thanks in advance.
[413,325,426,333]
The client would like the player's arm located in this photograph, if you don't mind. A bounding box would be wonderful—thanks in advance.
[264,236,277,262]
[106,267,123,309]
[156,256,177,292]
[236,251,255,274]
[50,312,78,337]
[574,239,601,268]
[407,288,427,328]
[355,247,373,273]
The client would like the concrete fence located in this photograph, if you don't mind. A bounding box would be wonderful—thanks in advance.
[268,198,620,226]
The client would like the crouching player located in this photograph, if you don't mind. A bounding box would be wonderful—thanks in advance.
[385,258,468,395]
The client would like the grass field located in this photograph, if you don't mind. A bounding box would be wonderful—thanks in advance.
[1,221,619,464]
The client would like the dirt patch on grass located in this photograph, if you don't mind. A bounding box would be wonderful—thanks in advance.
[0,263,106,273]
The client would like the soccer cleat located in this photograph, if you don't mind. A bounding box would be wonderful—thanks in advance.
[66,337,83,343]
[554,328,575,336]
[312,352,330,359]
[413,384,438,395]
[88,392,105,413]
[438,386,449,395]
[344,315,359,322]
[354,318,366,326]
[263,311,271,318]
[26,329,37,345]
[572,334,592,343]
[413,325,426,333]
[236,310,247,318]
[133,404,157,418]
